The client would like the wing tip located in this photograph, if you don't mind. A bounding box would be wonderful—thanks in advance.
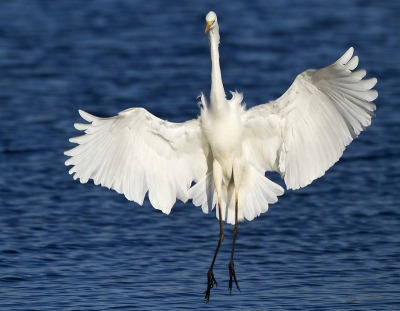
[337,47,354,65]
[78,109,96,122]
[370,89,379,102]
[74,123,89,131]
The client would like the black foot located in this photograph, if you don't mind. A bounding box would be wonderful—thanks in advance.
[204,270,217,303]
[228,261,240,294]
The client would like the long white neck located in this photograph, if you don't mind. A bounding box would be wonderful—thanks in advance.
[208,24,226,106]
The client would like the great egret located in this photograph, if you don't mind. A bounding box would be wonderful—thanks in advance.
[65,11,377,302]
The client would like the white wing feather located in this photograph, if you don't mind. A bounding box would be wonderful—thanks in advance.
[242,47,377,189]
[65,108,210,213]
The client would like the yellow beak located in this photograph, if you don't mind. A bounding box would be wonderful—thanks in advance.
[204,20,214,34]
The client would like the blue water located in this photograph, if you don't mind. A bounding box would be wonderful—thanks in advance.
[1,0,399,310]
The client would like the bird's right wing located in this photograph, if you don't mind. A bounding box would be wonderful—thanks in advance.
[65,108,211,214]
[242,47,377,190]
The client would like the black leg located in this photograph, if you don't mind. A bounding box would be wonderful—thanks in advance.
[204,197,224,303]
[228,192,240,294]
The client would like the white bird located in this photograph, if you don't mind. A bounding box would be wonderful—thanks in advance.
[65,11,377,302]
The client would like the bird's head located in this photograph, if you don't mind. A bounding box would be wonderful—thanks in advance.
[204,11,217,34]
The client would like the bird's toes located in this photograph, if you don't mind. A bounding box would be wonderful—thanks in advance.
[204,270,217,303]
[228,261,240,293]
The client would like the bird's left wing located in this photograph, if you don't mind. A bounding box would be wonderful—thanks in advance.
[65,108,210,213]
[242,47,377,190]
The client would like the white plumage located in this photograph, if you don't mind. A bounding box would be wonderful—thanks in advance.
[66,108,209,214]
[64,11,377,301]
[65,16,376,223]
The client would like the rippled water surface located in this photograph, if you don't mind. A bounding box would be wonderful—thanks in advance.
[1,0,399,310]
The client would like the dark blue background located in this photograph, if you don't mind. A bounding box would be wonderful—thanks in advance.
[1,0,399,310]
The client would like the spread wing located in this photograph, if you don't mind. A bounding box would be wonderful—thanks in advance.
[65,108,210,213]
[242,47,377,190]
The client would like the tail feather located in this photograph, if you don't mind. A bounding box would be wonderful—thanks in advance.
[188,166,284,225]
[241,169,284,221]
[188,172,217,214]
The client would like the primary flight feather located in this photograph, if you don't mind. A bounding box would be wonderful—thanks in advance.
[65,11,377,302]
